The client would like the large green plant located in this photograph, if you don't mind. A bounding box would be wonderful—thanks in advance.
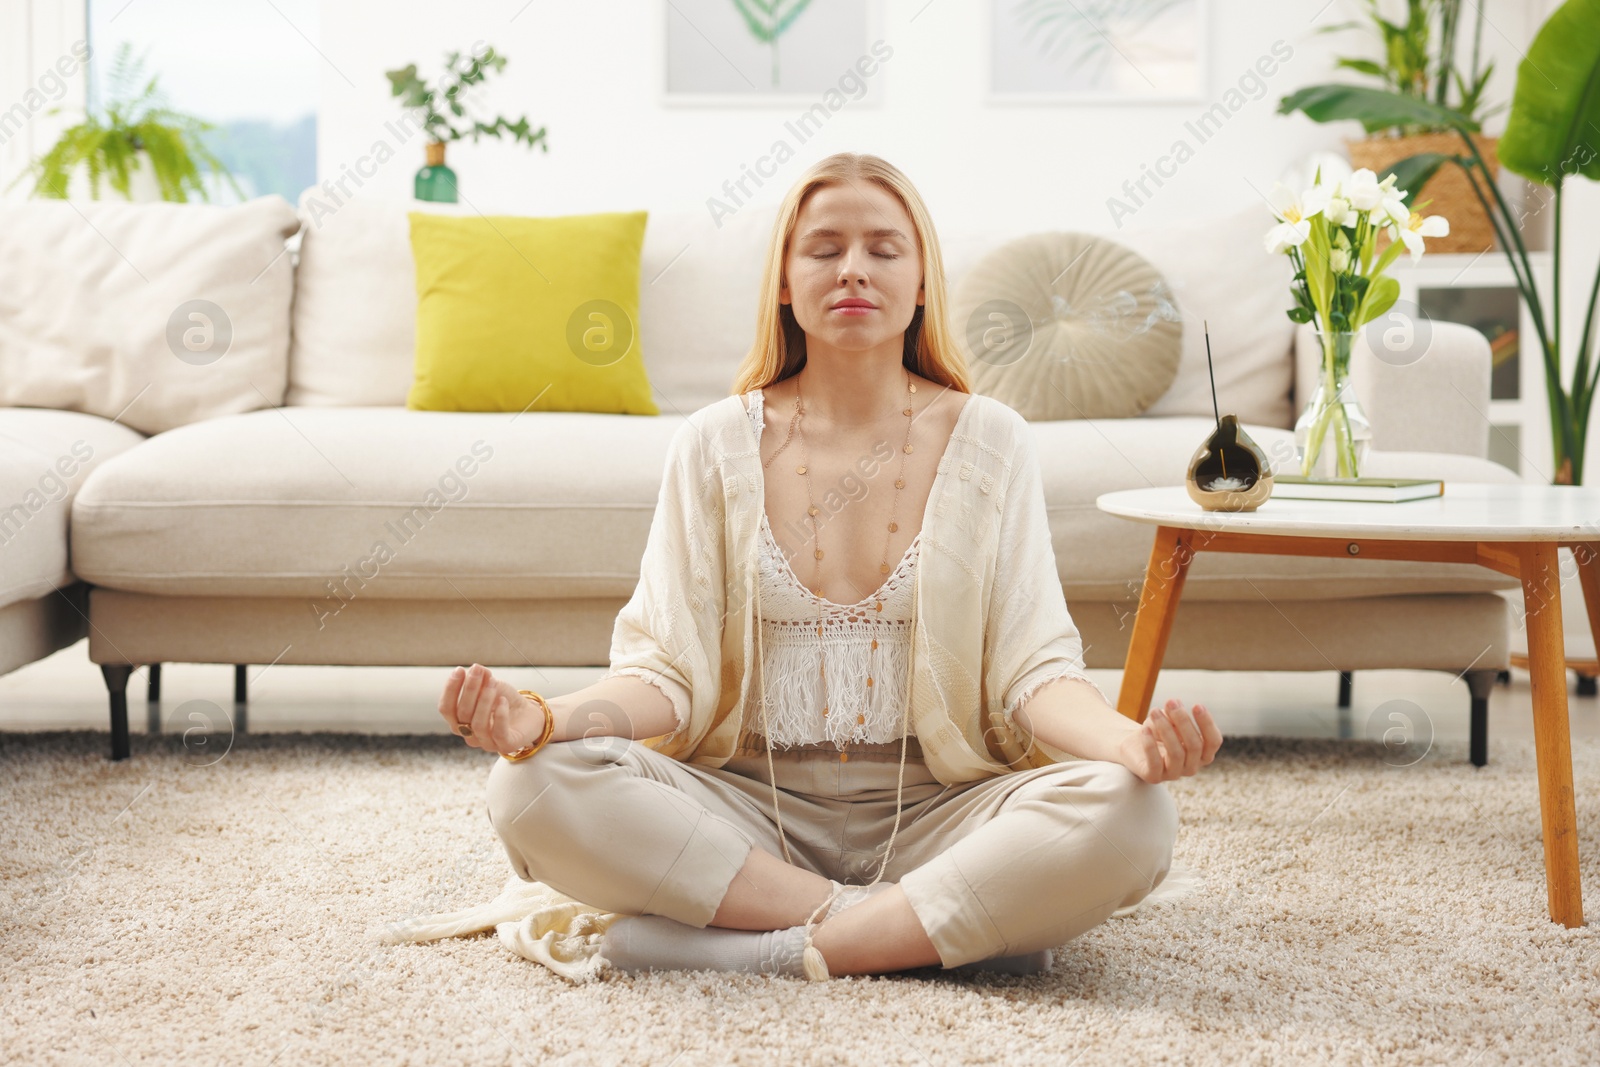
[1279,0,1600,485]
[1319,0,1500,134]
[4,42,243,203]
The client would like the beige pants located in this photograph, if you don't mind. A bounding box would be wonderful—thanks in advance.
[485,730,1178,969]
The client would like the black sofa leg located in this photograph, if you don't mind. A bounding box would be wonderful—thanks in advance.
[101,664,134,761]
[1496,669,1512,685]
[146,663,162,735]
[234,664,249,733]
[1337,670,1353,709]
[1577,672,1597,698]
[1465,669,1496,768]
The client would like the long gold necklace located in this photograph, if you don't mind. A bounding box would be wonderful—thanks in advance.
[762,369,917,762]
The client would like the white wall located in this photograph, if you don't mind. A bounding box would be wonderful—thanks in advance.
[308,0,1540,231]
[2,0,1546,228]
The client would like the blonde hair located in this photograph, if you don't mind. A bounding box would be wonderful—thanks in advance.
[728,152,973,397]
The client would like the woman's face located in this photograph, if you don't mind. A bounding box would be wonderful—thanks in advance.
[780,181,923,360]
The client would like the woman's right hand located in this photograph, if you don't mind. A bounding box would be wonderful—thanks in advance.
[438,663,544,755]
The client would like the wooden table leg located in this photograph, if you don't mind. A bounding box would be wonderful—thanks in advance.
[1574,541,1600,665]
[1117,525,1194,723]
[1517,541,1584,928]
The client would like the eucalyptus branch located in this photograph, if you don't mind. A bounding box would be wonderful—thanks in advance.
[385,45,548,152]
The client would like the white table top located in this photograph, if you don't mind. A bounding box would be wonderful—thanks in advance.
[1096,483,1600,542]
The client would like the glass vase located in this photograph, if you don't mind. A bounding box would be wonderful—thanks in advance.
[414,140,458,203]
[1293,329,1372,479]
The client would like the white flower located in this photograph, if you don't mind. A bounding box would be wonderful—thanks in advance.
[1263,182,1331,255]
[1378,184,1411,229]
[1397,211,1450,261]
[1323,196,1353,226]
[1342,168,1385,210]
[1330,247,1350,272]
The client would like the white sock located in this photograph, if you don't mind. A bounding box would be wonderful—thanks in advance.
[600,915,813,977]
[601,882,896,978]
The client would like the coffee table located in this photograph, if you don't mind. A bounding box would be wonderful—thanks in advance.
[1097,482,1600,929]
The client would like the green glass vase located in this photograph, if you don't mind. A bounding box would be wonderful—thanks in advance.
[414,141,458,203]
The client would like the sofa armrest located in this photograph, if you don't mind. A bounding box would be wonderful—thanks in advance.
[1293,319,1492,459]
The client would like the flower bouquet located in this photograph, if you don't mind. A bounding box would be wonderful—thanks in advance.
[1265,167,1449,478]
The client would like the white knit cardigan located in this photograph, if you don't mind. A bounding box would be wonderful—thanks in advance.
[373,390,1117,980]
[613,389,1104,778]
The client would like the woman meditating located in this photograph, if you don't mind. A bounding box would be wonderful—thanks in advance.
[438,152,1222,981]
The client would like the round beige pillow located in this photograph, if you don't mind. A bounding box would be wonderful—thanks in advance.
[951,232,1182,420]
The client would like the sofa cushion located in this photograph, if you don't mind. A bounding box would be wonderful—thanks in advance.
[287,193,781,418]
[0,195,300,435]
[70,406,684,604]
[405,209,659,415]
[287,193,480,408]
[68,405,1523,607]
[0,408,146,609]
[1108,207,1297,430]
[939,207,1297,430]
[955,232,1182,419]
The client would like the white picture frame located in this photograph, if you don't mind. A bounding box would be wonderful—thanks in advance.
[986,0,1210,105]
[660,0,888,108]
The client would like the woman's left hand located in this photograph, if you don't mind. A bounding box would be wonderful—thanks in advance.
[1118,698,1223,783]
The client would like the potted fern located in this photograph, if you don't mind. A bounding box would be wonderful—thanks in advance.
[4,42,243,203]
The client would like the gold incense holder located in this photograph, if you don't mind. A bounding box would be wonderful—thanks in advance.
[1186,414,1273,512]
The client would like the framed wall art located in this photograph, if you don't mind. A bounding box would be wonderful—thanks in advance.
[662,0,888,107]
[988,0,1209,103]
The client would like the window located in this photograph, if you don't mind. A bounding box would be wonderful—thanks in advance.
[86,0,318,203]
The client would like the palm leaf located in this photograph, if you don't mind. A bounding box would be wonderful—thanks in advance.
[1277,84,1479,135]
[1496,0,1600,187]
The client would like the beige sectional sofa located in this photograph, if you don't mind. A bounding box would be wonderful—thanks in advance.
[0,192,1521,761]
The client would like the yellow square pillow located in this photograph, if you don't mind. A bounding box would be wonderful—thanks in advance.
[405,209,659,415]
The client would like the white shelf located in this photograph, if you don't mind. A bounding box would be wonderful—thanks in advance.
[1389,249,1553,484]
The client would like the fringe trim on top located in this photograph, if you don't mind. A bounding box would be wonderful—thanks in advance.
[754,475,922,748]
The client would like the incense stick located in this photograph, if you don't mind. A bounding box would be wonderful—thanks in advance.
[1204,319,1220,428]
[1204,321,1225,478]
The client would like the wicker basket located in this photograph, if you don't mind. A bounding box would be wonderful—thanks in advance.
[1346,132,1499,254]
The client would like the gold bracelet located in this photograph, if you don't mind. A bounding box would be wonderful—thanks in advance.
[501,690,556,762]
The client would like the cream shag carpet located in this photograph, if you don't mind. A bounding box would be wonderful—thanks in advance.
[3,729,1597,1067]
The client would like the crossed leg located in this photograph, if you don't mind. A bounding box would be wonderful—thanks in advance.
[486,737,1178,974]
